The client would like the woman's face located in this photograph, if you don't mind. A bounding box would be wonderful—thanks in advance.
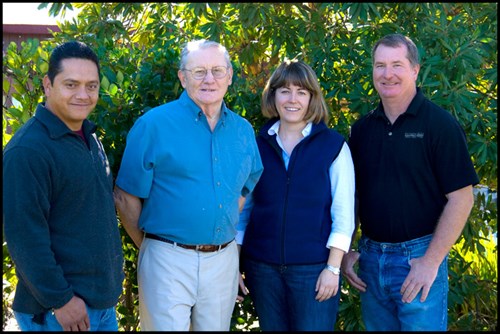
[274,84,310,125]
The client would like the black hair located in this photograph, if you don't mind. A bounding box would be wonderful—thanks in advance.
[47,41,100,83]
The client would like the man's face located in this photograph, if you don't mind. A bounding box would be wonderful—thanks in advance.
[372,44,419,101]
[177,46,233,110]
[43,58,100,131]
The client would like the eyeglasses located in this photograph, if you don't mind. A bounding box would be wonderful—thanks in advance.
[182,66,229,80]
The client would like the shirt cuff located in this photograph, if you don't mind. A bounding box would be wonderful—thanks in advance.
[235,230,245,245]
[326,233,352,253]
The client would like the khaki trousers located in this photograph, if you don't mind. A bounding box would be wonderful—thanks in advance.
[137,237,238,331]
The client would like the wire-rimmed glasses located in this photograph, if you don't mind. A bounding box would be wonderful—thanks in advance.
[182,66,229,80]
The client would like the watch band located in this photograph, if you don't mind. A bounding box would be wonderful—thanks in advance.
[325,264,341,275]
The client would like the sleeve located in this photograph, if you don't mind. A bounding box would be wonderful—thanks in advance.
[236,193,254,245]
[115,117,156,198]
[326,142,356,252]
[432,113,479,194]
[3,147,74,309]
[240,129,264,197]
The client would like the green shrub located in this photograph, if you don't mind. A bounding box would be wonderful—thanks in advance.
[3,3,496,331]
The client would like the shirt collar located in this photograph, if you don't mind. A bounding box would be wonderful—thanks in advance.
[373,87,425,119]
[267,120,313,137]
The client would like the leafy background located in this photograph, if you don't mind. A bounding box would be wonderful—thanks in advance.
[3,3,497,331]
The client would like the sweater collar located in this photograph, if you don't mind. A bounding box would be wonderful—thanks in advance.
[35,103,96,139]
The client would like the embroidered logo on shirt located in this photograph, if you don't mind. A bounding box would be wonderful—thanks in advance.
[404,132,424,139]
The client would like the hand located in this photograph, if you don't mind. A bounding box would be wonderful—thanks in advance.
[315,269,340,302]
[53,296,90,331]
[238,196,246,212]
[400,256,439,303]
[341,250,367,292]
[236,271,248,302]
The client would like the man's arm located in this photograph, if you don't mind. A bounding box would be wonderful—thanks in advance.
[400,184,475,303]
[113,185,144,248]
[3,148,78,311]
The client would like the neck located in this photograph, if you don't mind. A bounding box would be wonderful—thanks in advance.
[200,105,221,121]
[205,112,218,120]
[278,120,307,138]
[199,101,223,117]
[277,121,306,156]
[382,91,417,124]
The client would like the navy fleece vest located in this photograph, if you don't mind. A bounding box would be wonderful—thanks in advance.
[242,121,345,265]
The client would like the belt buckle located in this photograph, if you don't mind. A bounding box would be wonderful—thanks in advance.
[196,244,209,252]
[195,244,219,252]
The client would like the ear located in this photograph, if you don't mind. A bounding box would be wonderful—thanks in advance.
[227,67,233,86]
[412,64,420,81]
[178,70,187,88]
[42,75,52,96]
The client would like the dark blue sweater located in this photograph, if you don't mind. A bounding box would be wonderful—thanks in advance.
[3,104,124,314]
[242,120,345,265]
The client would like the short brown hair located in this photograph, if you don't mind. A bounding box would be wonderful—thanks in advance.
[372,33,420,67]
[261,59,330,124]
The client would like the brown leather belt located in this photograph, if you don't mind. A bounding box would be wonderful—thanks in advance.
[144,233,232,252]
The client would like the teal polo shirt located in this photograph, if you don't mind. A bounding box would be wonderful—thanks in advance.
[116,91,263,245]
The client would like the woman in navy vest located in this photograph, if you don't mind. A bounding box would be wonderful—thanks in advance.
[236,60,355,331]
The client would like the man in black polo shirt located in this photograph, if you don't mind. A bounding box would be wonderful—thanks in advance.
[342,34,479,331]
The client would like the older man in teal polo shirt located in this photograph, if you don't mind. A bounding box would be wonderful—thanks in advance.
[113,39,263,331]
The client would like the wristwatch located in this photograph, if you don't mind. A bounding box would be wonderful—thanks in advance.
[325,264,341,275]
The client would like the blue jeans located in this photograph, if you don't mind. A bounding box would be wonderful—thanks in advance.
[14,306,118,331]
[358,234,448,331]
[242,257,341,331]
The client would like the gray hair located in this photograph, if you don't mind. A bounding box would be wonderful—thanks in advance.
[179,39,232,69]
[372,34,420,67]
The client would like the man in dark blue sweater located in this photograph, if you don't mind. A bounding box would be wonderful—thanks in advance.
[3,41,124,331]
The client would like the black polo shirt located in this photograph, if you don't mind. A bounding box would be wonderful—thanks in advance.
[349,88,479,243]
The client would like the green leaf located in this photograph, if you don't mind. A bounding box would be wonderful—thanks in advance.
[101,76,110,90]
